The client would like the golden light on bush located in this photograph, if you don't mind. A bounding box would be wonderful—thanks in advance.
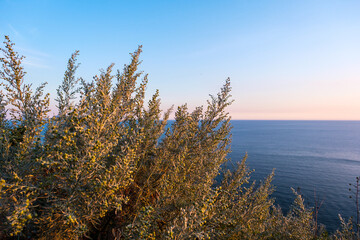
[0,36,357,239]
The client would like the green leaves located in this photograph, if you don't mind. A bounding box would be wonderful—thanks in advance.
[0,36,327,240]
[56,50,80,116]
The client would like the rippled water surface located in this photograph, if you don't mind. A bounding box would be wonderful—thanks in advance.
[228,120,360,233]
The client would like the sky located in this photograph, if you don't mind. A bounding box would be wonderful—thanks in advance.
[1,0,360,120]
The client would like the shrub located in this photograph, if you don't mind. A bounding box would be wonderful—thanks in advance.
[0,36,348,239]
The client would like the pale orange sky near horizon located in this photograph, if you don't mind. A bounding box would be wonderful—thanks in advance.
[2,1,360,120]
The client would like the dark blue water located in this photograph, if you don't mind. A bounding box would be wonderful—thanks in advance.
[228,120,360,233]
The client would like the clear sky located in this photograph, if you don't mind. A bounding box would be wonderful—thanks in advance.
[1,0,360,120]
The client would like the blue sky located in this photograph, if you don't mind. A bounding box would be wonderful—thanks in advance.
[1,0,360,119]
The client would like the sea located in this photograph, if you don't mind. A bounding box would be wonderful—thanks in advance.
[228,120,360,233]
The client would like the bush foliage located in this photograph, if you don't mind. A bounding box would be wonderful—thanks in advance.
[0,36,358,239]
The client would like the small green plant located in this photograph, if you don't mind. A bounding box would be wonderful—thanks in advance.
[344,176,360,239]
[313,188,325,238]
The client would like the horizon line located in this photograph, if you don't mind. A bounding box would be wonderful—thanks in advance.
[166,119,360,121]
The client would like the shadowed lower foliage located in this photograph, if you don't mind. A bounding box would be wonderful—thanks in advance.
[0,36,358,239]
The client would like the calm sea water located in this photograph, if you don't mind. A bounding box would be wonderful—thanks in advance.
[228,120,360,233]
